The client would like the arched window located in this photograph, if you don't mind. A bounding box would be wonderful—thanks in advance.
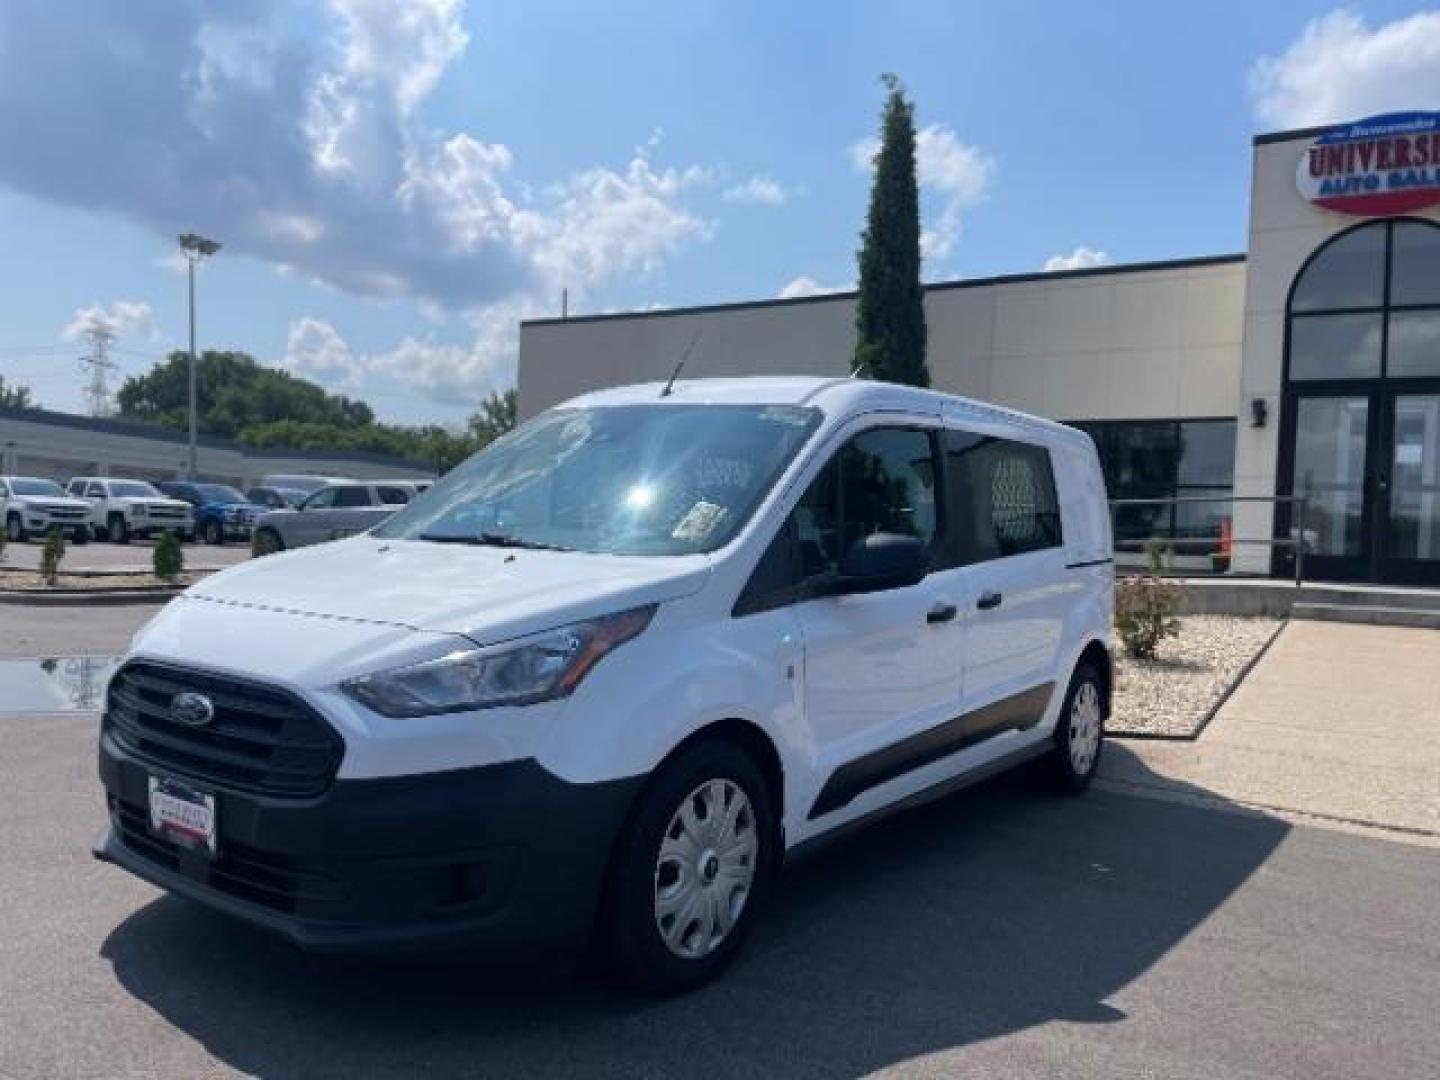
[1287,219,1440,382]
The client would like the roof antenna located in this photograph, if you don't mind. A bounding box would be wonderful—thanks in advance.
[849,358,871,378]
[660,327,703,397]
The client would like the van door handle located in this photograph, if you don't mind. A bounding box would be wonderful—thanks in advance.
[976,590,1003,611]
[926,602,958,624]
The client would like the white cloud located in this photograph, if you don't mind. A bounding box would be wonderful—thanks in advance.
[777,275,850,299]
[62,301,157,341]
[0,0,720,403]
[723,175,793,206]
[1250,10,1440,129]
[284,297,537,406]
[523,152,716,288]
[1043,246,1110,272]
[285,315,354,380]
[850,123,995,262]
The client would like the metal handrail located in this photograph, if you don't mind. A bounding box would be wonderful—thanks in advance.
[1107,494,1311,588]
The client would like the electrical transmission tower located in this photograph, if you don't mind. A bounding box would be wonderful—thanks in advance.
[79,325,118,417]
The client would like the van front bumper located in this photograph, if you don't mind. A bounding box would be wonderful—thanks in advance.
[95,730,642,957]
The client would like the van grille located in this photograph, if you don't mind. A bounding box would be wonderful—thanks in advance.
[104,661,343,797]
[108,796,348,916]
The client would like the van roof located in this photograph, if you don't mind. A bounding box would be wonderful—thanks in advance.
[559,376,1086,445]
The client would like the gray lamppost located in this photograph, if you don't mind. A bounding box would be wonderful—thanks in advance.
[178,232,221,479]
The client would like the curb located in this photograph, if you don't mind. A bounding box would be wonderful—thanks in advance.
[0,588,182,606]
[1109,619,1290,744]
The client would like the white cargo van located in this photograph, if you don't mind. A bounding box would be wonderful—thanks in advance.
[95,377,1113,992]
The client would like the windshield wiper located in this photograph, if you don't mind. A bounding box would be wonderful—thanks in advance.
[418,531,573,552]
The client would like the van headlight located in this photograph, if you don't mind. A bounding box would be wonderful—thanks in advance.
[340,606,655,717]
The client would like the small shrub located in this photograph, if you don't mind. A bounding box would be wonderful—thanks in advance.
[1115,574,1182,659]
[153,529,184,583]
[40,526,65,585]
[1143,537,1171,573]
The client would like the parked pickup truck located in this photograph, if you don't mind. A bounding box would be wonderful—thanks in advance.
[251,480,418,553]
[65,477,194,544]
[0,476,92,544]
[157,482,262,545]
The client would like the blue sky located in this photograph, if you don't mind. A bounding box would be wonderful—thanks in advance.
[1,1,1438,424]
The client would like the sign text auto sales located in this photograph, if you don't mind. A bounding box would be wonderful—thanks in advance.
[1296,112,1440,216]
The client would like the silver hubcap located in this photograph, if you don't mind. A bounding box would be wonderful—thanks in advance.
[654,779,758,960]
[1069,681,1103,774]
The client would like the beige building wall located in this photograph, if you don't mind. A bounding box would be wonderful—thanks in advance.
[518,257,1247,426]
[1231,133,1440,573]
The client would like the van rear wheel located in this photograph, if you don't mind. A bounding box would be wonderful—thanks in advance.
[1048,662,1106,792]
[603,740,773,995]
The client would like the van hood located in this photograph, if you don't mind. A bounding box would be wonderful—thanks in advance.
[188,535,712,643]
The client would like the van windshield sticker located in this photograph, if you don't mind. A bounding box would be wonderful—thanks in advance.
[672,500,728,543]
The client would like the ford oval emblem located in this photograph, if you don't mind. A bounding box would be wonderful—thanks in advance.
[170,691,215,727]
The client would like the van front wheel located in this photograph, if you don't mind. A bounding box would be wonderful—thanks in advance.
[1049,662,1106,792]
[604,740,773,995]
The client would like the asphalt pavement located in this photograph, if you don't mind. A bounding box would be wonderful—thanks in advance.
[0,606,1437,1078]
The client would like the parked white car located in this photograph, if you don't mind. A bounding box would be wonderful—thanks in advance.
[0,476,93,544]
[251,480,419,553]
[95,377,1113,993]
[65,477,194,544]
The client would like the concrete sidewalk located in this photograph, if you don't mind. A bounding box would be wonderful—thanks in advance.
[1101,621,1440,841]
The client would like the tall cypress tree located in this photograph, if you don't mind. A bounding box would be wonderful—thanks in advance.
[854,74,928,387]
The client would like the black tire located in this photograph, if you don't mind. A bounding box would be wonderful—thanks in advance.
[603,739,775,995]
[204,520,224,545]
[106,514,129,545]
[253,528,283,555]
[70,528,88,546]
[1048,661,1107,793]
[5,513,25,544]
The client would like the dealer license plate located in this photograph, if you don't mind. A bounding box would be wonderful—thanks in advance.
[148,776,217,855]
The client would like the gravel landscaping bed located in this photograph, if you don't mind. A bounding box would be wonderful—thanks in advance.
[0,570,207,591]
[1110,615,1284,738]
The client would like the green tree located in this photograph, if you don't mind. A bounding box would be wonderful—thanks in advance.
[0,376,36,409]
[117,350,374,436]
[153,529,184,583]
[853,74,928,387]
[468,388,517,445]
[117,349,520,475]
[40,526,65,585]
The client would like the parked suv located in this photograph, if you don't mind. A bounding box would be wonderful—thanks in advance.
[245,486,308,511]
[251,481,416,553]
[0,476,92,544]
[95,378,1112,993]
[157,482,261,546]
[66,477,194,544]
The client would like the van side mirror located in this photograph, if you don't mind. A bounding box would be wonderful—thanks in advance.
[835,532,929,594]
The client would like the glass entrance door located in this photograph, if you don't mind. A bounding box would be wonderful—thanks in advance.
[1290,395,1372,581]
[1382,392,1440,584]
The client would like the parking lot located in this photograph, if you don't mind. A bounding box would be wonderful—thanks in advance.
[1,605,1437,1079]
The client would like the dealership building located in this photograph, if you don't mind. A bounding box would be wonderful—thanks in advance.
[519,113,1440,586]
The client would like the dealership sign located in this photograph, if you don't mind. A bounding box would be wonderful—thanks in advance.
[1296,112,1440,216]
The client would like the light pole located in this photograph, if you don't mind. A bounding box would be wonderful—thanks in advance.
[178,232,220,479]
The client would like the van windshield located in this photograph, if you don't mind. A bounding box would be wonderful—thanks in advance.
[374,403,822,555]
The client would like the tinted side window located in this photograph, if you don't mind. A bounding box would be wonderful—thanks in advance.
[945,431,1062,562]
[377,486,412,505]
[305,488,337,509]
[87,483,105,498]
[735,427,938,615]
[332,486,372,508]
